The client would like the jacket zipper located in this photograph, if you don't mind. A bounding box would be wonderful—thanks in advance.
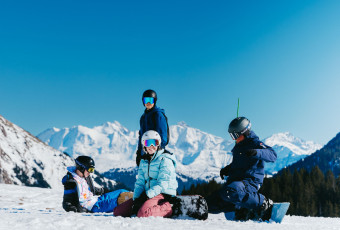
[148,159,151,189]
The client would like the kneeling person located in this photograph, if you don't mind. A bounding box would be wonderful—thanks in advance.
[62,156,132,213]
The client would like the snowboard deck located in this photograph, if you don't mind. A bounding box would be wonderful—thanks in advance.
[270,202,290,223]
[224,202,290,223]
[172,195,208,220]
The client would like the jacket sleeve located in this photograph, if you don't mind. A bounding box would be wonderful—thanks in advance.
[137,116,143,152]
[253,141,277,162]
[146,157,174,198]
[133,162,146,200]
[154,112,168,148]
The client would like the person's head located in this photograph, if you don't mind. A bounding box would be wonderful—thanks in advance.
[228,117,251,143]
[142,89,157,110]
[141,130,161,156]
[75,156,95,177]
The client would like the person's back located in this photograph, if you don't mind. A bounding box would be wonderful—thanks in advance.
[227,130,277,186]
[218,117,277,221]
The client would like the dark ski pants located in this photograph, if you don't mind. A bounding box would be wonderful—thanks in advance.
[219,180,264,210]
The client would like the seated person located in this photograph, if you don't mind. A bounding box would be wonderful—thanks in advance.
[62,155,133,213]
[114,130,178,218]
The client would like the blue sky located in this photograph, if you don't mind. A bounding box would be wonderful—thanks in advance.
[1,0,340,145]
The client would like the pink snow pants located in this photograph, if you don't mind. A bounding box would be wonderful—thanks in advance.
[114,194,172,218]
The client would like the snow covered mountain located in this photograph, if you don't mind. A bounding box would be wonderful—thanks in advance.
[0,115,73,189]
[0,115,118,190]
[37,121,322,191]
[263,132,322,174]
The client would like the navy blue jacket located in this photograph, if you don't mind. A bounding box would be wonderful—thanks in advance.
[227,131,277,186]
[137,106,168,152]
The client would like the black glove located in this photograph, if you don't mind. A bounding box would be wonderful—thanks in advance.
[220,165,231,180]
[244,149,257,157]
[136,149,142,167]
[103,187,110,194]
[132,192,148,214]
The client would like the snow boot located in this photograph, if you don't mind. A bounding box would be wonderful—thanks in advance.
[258,197,274,221]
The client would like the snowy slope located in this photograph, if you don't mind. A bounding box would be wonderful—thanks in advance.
[0,183,339,230]
[0,115,118,191]
[38,121,321,178]
[0,115,73,189]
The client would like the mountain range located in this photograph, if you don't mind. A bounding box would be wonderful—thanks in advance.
[37,121,322,191]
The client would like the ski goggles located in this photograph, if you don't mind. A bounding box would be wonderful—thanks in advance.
[76,160,95,173]
[87,167,95,173]
[143,97,154,105]
[229,132,240,140]
[143,139,160,147]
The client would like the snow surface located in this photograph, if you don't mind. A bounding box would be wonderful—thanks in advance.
[0,184,339,230]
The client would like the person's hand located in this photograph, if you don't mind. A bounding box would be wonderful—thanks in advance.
[103,188,110,194]
[132,192,148,214]
[220,165,231,180]
[244,149,257,157]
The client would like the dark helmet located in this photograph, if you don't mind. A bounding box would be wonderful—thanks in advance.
[75,156,95,173]
[228,117,252,140]
[142,89,157,105]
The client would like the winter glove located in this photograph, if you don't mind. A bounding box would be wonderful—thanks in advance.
[103,187,110,194]
[132,192,148,214]
[136,149,142,167]
[244,149,257,157]
[220,165,231,180]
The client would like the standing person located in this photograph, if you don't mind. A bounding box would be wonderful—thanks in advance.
[218,117,277,221]
[136,89,169,166]
[114,130,178,218]
[62,156,133,213]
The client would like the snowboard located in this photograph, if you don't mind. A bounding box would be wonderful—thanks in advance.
[171,195,208,220]
[224,202,290,223]
[270,202,290,223]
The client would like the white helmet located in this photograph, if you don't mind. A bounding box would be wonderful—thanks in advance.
[141,130,161,147]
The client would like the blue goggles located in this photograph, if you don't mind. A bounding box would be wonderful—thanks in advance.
[143,139,160,147]
[143,97,154,105]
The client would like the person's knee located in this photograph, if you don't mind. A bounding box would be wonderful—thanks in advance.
[220,182,245,203]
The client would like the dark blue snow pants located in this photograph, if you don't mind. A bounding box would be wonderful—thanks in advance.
[219,180,264,210]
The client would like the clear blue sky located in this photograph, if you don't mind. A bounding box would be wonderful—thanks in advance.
[1,0,340,145]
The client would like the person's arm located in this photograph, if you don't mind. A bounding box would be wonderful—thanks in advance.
[133,163,146,200]
[248,141,277,162]
[154,112,168,148]
[146,157,174,198]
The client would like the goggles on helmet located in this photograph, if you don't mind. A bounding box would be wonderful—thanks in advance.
[143,97,154,105]
[229,132,239,140]
[143,139,160,147]
[76,159,95,173]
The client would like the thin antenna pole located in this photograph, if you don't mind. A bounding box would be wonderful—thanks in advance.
[237,98,240,117]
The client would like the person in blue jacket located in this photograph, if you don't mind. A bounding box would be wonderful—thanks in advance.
[136,89,169,166]
[219,117,277,221]
[115,130,178,218]
[62,156,133,213]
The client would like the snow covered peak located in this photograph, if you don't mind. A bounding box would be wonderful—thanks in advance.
[177,121,189,127]
[96,121,129,135]
[264,132,322,156]
[0,115,74,189]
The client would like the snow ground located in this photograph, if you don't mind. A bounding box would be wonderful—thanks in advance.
[0,184,339,230]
